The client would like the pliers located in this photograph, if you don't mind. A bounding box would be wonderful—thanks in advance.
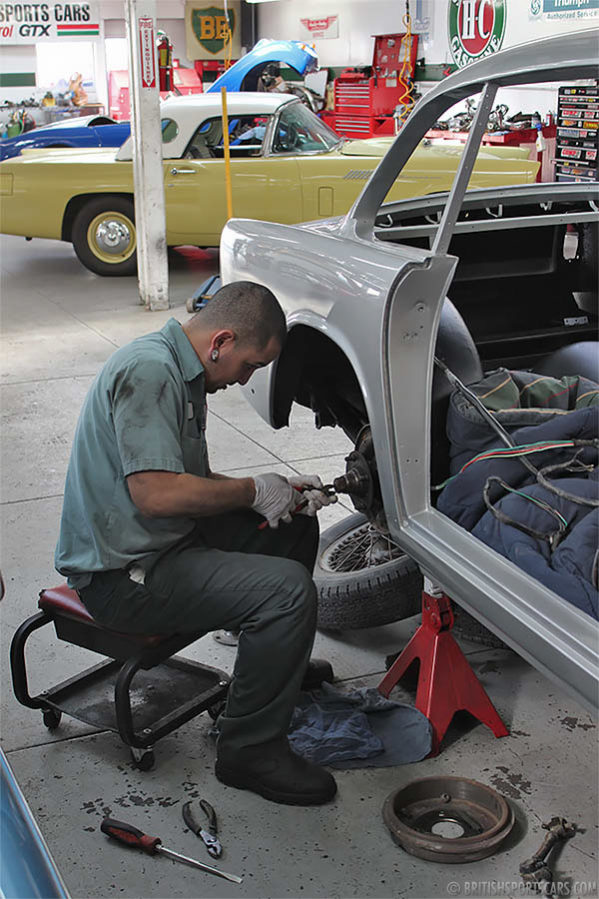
[291,484,337,515]
[257,483,337,530]
[182,800,222,858]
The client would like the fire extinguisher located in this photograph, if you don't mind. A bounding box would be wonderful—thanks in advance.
[156,31,173,92]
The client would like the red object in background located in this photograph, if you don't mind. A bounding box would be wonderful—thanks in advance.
[108,66,203,121]
[193,59,233,83]
[378,591,509,756]
[327,32,419,139]
[157,32,174,92]
[108,70,130,120]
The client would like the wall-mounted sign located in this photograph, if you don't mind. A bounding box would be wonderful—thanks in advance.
[138,17,156,89]
[448,0,506,68]
[299,15,339,40]
[0,2,100,44]
[185,1,241,60]
[530,0,598,18]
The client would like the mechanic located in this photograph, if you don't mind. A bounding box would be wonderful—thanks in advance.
[258,63,287,93]
[55,281,338,806]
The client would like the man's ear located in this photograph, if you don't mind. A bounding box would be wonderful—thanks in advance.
[211,329,236,352]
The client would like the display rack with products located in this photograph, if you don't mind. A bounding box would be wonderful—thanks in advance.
[555,84,598,183]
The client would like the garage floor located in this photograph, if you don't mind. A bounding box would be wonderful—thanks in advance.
[1,235,597,899]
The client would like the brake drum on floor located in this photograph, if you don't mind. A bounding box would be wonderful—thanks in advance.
[382,776,515,863]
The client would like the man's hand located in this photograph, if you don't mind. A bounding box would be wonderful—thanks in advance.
[288,474,338,517]
[251,473,296,528]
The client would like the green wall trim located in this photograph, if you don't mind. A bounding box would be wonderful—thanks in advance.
[0,72,36,87]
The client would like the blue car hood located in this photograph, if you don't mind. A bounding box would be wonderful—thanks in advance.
[207,39,318,94]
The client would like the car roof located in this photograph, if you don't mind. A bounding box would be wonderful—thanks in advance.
[116,91,296,161]
[160,91,295,116]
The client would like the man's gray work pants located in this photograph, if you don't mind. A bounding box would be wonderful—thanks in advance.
[78,509,319,755]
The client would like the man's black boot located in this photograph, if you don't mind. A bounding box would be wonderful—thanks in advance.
[215,738,337,806]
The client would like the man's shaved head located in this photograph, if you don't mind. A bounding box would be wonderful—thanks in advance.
[190,281,286,349]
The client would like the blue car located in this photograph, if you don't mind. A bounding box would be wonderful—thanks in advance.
[0,41,318,162]
[0,114,129,161]
[207,39,318,93]
[1,749,69,898]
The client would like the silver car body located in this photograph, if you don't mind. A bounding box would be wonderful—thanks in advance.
[220,30,599,714]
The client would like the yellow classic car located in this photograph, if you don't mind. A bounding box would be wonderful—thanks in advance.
[0,92,539,276]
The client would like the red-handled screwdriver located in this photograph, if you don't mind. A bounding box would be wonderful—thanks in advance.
[100,818,242,884]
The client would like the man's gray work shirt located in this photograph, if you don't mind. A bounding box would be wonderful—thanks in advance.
[55,318,209,588]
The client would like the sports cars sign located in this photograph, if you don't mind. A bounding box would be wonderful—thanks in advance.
[185,1,241,60]
[0,1,100,43]
[448,0,506,68]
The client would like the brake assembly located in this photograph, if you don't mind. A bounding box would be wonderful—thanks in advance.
[331,426,387,528]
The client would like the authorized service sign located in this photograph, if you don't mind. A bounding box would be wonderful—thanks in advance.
[0,2,99,43]
[448,0,506,68]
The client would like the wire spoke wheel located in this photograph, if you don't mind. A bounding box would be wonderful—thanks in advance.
[314,513,422,630]
[320,523,405,574]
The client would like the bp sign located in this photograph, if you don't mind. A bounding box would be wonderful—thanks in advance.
[191,6,235,55]
[449,0,506,68]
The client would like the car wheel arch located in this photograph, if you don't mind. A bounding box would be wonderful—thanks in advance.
[273,324,371,443]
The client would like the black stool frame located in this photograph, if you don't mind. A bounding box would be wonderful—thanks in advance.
[10,603,230,769]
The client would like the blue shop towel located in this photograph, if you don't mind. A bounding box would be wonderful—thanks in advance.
[288,682,432,769]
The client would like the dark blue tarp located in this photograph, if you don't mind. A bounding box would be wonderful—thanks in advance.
[437,373,598,619]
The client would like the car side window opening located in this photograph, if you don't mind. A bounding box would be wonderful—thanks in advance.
[184,115,271,159]
[161,118,179,143]
[272,103,340,155]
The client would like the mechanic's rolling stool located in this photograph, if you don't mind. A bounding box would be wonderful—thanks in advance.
[10,585,230,770]
[378,589,509,755]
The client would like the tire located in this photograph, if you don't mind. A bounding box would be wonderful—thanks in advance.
[72,196,137,276]
[314,513,422,630]
[452,607,509,650]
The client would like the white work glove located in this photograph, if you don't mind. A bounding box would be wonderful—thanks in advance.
[251,473,296,528]
[288,474,338,517]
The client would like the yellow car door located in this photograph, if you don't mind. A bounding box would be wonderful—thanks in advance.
[164,151,302,245]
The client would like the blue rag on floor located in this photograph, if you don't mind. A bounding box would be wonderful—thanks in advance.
[288,682,432,768]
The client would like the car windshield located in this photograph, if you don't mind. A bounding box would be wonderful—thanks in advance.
[184,114,270,158]
[271,102,341,154]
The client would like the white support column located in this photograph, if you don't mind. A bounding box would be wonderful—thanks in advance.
[124,0,169,310]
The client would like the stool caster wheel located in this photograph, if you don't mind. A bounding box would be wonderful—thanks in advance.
[42,708,62,730]
[186,298,197,313]
[130,747,155,771]
[208,700,226,721]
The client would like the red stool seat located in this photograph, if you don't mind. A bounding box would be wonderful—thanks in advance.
[39,585,94,622]
[38,584,164,647]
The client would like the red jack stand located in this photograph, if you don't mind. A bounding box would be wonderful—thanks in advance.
[378,591,509,755]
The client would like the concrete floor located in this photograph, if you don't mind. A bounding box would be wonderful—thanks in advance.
[1,234,597,899]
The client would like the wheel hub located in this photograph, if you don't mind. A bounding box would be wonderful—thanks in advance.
[333,426,386,527]
[95,219,132,255]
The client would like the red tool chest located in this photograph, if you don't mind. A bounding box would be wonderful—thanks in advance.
[328,32,418,139]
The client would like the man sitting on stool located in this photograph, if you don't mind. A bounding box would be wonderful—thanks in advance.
[55,281,337,806]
